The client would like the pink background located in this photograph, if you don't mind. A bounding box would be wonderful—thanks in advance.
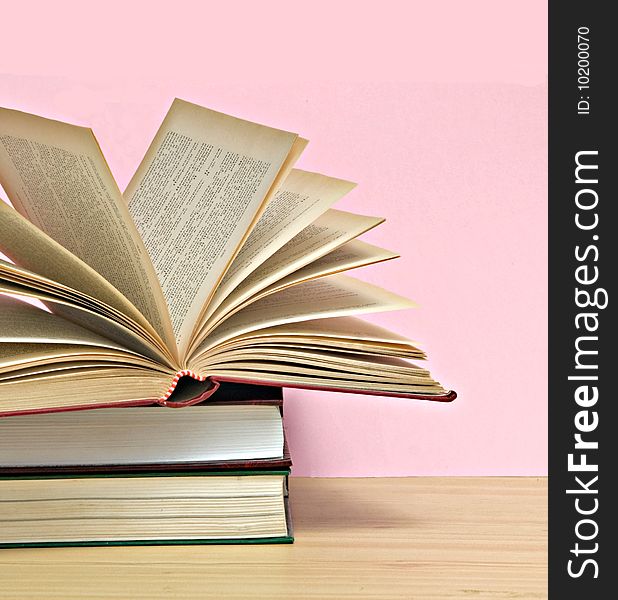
[1,1,547,475]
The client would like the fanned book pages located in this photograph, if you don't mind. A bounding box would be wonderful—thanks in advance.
[0,99,455,417]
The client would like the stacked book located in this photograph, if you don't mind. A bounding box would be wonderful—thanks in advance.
[0,99,455,547]
[0,382,294,547]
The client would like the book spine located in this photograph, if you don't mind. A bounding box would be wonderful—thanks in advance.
[158,370,208,405]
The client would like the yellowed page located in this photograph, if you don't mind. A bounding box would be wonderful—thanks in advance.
[200,368,445,396]
[0,257,137,327]
[259,240,398,295]
[0,206,170,356]
[190,210,384,352]
[0,108,175,350]
[124,99,299,353]
[195,274,415,354]
[0,258,174,363]
[234,316,419,346]
[206,240,398,334]
[197,316,426,362]
[0,362,168,384]
[201,346,426,375]
[0,294,134,352]
[203,360,421,384]
[0,370,172,414]
[199,355,434,387]
[203,169,356,323]
[0,280,170,364]
[0,343,169,373]
[198,346,430,386]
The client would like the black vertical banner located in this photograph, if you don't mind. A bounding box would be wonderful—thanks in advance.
[549,1,614,597]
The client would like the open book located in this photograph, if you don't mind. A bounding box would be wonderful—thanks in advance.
[0,99,454,417]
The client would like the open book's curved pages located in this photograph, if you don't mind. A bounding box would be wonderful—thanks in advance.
[0,99,455,416]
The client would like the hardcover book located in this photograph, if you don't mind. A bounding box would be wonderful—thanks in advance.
[0,99,455,416]
[0,382,290,475]
[0,470,293,548]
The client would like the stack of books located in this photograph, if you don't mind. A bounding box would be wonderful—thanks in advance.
[0,382,294,547]
[0,99,454,547]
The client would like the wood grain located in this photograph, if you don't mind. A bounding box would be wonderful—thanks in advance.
[0,477,547,599]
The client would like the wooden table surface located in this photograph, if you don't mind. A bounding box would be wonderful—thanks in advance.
[0,477,547,599]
